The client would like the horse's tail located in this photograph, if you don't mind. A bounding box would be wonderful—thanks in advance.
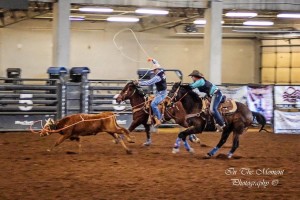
[251,111,269,132]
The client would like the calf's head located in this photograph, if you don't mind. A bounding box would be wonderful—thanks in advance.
[40,118,56,137]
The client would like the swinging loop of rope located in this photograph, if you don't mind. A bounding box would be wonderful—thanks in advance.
[113,28,151,63]
[113,28,155,80]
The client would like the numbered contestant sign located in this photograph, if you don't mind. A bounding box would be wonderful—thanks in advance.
[18,94,33,111]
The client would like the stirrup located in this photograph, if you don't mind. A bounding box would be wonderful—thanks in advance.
[154,117,162,127]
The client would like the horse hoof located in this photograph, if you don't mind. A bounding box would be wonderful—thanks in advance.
[195,139,201,144]
[203,154,212,159]
[172,148,180,154]
[112,139,119,144]
[143,142,151,146]
[126,149,132,154]
[227,153,233,159]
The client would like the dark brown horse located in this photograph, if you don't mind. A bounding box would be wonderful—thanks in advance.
[116,81,200,146]
[168,82,254,158]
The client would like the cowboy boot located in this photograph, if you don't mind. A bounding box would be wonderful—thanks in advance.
[154,117,161,127]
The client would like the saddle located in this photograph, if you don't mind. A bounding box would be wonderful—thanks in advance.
[202,96,237,115]
[219,98,237,115]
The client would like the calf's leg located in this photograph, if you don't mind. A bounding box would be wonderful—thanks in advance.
[48,132,71,152]
[112,133,132,154]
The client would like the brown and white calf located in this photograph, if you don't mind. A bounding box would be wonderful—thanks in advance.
[41,112,134,154]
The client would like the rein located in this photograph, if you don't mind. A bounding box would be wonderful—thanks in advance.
[165,103,180,120]
[168,85,189,104]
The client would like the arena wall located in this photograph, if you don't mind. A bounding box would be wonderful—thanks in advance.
[0,19,258,83]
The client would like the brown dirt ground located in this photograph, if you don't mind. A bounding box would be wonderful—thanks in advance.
[0,128,299,200]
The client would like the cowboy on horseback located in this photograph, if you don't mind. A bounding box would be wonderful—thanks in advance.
[188,70,226,131]
[135,58,167,127]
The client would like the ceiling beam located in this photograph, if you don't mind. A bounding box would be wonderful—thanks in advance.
[31,0,300,11]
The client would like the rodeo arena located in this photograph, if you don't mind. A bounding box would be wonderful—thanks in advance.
[0,0,300,199]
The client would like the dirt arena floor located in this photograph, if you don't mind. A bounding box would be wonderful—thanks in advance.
[0,128,299,200]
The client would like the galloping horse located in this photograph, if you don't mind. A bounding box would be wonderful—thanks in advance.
[116,81,200,145]
[168,82,255,158]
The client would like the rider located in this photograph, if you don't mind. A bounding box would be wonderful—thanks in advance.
[136,58,167,127]
[188,70,226,131]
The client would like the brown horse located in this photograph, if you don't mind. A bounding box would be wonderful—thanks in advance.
[168,82,254,158]
[116,81,200,146]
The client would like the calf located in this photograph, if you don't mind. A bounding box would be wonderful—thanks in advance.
[41,112,134,154]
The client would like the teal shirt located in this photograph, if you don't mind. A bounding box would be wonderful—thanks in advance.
[189,79,218,96]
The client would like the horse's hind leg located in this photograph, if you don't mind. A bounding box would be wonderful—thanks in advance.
[205,126,232,159]
[227,132,240,158]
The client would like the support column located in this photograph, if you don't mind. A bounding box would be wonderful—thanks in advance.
[52,1,70,67]
[203,0,223,84]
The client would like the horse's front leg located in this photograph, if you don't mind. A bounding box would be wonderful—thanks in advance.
[143,123,151,146]
[172,137,182,154]
[173,128,194,154]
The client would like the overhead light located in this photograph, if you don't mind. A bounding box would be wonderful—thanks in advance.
[193,19,225,25]
[243,21,274,26]
[79,7,113,13]
[277,13,300,18]
[135,8,169,15]
[107,17,139,22]
[225,12,257,17]
[69,16,85,21]
[193,19,206,25]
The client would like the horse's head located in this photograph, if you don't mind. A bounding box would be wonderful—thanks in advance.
[116,81,145,103]
[40,118,56,137]
[168,82,191,103]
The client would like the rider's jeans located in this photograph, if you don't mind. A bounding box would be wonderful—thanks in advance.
[210,90,225,126]
[151,90,167,120]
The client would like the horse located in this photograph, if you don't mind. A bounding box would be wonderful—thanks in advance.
[116,81,201,146]
[168,82,257,158]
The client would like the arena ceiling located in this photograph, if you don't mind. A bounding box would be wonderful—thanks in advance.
[0,0,299,38]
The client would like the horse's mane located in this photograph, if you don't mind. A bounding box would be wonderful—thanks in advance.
[125,81,145,97]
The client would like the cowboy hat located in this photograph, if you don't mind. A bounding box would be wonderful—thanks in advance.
[188,70,204,78]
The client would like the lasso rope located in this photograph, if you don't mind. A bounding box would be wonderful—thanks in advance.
[113,28,151,63]
[113,28,156,81]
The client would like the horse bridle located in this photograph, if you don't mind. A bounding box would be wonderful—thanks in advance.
[167,84,188,104]
[118,87,136,101]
